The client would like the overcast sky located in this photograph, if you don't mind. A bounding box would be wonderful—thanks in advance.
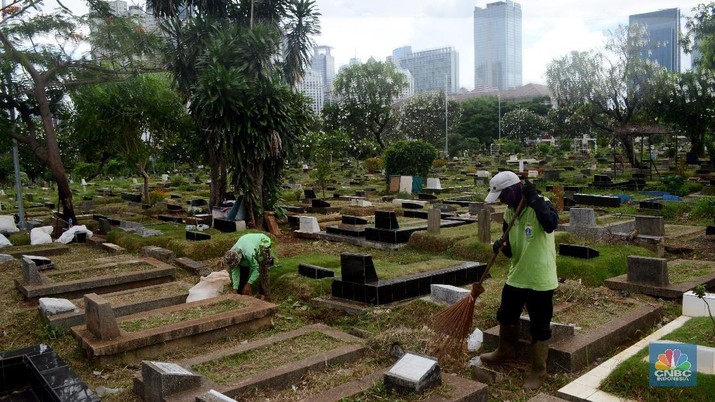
[43,0,704,89]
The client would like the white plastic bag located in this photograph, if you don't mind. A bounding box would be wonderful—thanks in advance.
[30,226,53,245]
[0,233,11,248]
[467,328,484,352]
[186,270,231,303]
[56,225,93,244]
[0,215,19,234]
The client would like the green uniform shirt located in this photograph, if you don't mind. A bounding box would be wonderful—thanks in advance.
[229,233,272,289]
[504,198,558,291]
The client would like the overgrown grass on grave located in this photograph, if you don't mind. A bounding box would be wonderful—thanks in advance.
[600,317,715,402]
[557,244,657,286]
[117,298,248,332]
[191,331,347,385]
[339,380,456,402]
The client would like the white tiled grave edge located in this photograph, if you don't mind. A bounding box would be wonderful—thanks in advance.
[558,315,692,402]
[682,290,715,317]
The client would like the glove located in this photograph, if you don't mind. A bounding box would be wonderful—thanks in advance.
[523,180,538,202]
[492,239,504,255]
[242,283,252,296]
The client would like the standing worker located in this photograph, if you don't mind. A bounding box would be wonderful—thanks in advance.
[479,171,559,390]
[222,233,274,299]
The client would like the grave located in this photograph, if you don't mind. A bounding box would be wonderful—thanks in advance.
[15,256,176,301]
[0,344,100,401]
[3,243,70,258]
[41,281,193,329]
[639,200,663,210]
[304,189,317,199]
[298,263,336,279]
[325,215,370,238]
[307,199,340,214]
[296,216,320,233]
[186,231,212,241]
[482,299,662,373]
[573,193,621,208]
[430,284,470,305]
[708,226,715,236]
[131,324,364,401]
[330,257,486,305]
[558,244,599,259]
[22,255,54,271]
[213,218,247,233]
[72,294,277,365]
[559,208,635,241]
[605,257,715,299]
[175,257,212,276]
[363,210,467,245]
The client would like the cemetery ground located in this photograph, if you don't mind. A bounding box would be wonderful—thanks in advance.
[1,160,715,401]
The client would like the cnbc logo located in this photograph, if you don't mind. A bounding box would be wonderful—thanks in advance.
[649,343,697,387]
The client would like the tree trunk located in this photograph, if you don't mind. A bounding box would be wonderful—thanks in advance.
[51,161,75,222]
[244,161,265,229]
[208,146,226,207]
[140,168,150,203]
[617,133,639,168]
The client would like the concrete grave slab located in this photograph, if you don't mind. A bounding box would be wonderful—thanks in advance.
[297,216,320,233]
[635,215,664,236]
[430,284,469,305]
[683,290,715,317]
[483,300,662,373]
[73,294,277,366]
[141,360,203,402]
[101,243,126,254]
[42,281,192,329]
[175,257,211,276]
[84,293,121,341]
[15,257,176,301]
[38,297,79,316]
[22,255,54,270]
[384,352,441,394]
[132,324,364,401]
[21,256,44,285]
[626,255,668,286]
[142,246,176,263]
[195,390,238,402]
[3,243,70,258]
[606,258,715,299]
[0,254,15,264]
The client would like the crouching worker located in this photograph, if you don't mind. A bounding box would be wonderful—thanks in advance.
[223,233,275,300]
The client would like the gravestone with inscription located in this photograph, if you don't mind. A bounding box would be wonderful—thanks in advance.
[384,352,441,394]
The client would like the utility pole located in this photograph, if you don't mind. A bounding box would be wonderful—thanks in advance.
[444,74,449,158]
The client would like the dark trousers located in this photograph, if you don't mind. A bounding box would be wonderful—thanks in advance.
[235,265,263,296]
[496,284,554,342]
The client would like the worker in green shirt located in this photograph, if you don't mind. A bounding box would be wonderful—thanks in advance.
[479,171,559,390]
[222,233,274,299]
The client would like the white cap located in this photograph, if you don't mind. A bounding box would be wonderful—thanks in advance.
[484,171,521,203]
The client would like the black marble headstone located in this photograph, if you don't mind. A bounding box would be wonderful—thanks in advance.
[304,189,317,199]
[340,253,379,283]
[418,193,438,201]
[311,199,331,208]
[559,243,600,259]
[706,226,715,236]
[342,215,368,225]
[186,231,212,241]
[573,193,621,208]
[188,199,208,207]
[298,263,335,279]
[375,211,399,230]
[639,200,664,210]
[401,202,423,210]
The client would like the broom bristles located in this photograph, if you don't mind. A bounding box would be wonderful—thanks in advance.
[432,295,475,341]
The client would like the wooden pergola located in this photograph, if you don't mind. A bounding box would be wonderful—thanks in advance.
[613,125,677,180]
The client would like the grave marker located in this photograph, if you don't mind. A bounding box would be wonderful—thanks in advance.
[311,199,331,208]
[298,216,321,233]
[398,176,413,193]
[384,352,441,394]
[627,256,669,286]
[478,209,491,244]
[84,293,121,341]
[635,216,664,236]
[21,257,43,284]
[569,208,596,227]
[427,208,441,234]
[558,244,599,259]
[375,211,399,230]
[304,189,317,199]
[141,360,203,402]
[340,253,378,283]
[430,284,469,305]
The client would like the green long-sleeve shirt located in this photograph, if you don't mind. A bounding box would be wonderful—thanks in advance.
[229,233,272,289]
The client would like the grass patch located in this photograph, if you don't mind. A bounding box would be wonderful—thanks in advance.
[192,331,346,385]
[118,298,247,332]
[557,244,656,286]
[340,379,455,402]
[75,281,192,308]
[601,317,715,401]
[552,280,638,329]
[46,262,153,282]
[669,261,715,285]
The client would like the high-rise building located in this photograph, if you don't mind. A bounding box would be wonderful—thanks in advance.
[392,46,459,94]
[295,70,324,114]
[474,0,522,90]
[629,8,681,72]
[310,46,335,106]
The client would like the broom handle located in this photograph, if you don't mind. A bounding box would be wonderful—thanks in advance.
[471,196,527,296]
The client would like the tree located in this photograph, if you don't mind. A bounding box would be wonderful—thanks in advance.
[685,3,715,72]
[149,0,320,227]
[328,60,407,148]
[396,92,461,151]
[383,140,437,179]
[0,4,160,222]
[501,108,549,145]
[546,25,669,167]
[69,74,192,201]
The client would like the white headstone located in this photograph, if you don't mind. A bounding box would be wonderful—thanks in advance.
[350,199,373,207]
[149,361,194,376]
[476,170,490,178]
[398,176,413,194]
[528,170,539,178]
[81,178,88,186]
[426,178,442,190]
[519,160,525,172]
[509,155,518,161]
[683,290,715,317]
[298,216,320,233]
[133,178,139,185]
[0,189,5,196]
[38,298,79,316]
[161,174,169,182]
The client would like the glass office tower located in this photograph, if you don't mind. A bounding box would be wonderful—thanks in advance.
[474,0,522,90]
[629,8,681,72]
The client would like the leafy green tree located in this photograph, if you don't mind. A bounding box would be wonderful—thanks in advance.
[328,60,407,149]
[69,74,192,201]
[383,140,437,178]
[546,25,669,167]
[0,4,160,221]
[454,96,500,146]
[149,0,320,227]
[396,92,461,151]
[501,108,549,145]
[685,3,715,72]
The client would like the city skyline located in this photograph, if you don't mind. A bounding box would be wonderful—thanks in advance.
[317,0,703,89]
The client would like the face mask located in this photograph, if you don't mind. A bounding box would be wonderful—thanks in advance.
[499,184,522,208]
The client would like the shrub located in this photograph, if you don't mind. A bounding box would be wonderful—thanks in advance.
[73,162,97,181]
[383,140,437,178]
[364,157,384,173]
[169,175,186,187]
[432,159,448,169]
[691,197,715,219]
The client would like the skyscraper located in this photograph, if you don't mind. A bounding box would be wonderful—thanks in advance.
[474,1,522,90]
[310,46,335,105]
[295,70,324,114]
[629,8,681,72]
[392,46,459,94]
